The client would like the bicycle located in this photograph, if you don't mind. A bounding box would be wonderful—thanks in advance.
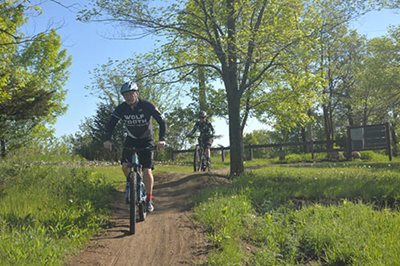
[189,135,220,172]
[124,147,151,235]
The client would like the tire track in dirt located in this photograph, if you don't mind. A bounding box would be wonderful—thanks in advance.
[66,170,230,266]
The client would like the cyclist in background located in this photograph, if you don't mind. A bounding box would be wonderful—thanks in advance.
[103,81,166,212]
[187,111,215,168]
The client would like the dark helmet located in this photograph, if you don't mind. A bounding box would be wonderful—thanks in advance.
[120,81,138,94]
[199,111,207,118]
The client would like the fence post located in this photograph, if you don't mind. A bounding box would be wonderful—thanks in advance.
[345,127,353,161]
[311,140,315,162]
[279,146,285,161]
[248,146,253,160]
[386,122,393,161]
[220,146,225,162]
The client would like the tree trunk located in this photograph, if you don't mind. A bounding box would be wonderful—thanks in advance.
[1,139,5,158]
[345,104,354,126]
[197,45,207,111]
[301,127,307,152]
[227,92,244,176]
[362,105,368,126]
[198,67,207,111]
[391,111,399,156]
[323,105,334,152]
[225,0,244,176]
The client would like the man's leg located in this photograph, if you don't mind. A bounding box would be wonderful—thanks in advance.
[143,168,154,212]
[143,168,154,197]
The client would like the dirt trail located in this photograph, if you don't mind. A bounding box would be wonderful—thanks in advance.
[66,169,230,266]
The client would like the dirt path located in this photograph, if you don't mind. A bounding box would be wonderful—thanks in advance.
[66,170,230,266]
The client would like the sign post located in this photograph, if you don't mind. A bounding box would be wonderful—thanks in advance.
[347,123,392,161]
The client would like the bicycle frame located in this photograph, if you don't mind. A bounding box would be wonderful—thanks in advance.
[194,142,209,172]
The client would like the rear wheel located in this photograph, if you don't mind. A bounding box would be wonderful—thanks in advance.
[138,202,146,222]
[129,172,137,235]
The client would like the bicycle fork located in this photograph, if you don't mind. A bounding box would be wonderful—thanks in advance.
[125,173,147,204]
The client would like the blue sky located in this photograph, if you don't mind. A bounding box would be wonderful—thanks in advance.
[25,2,400,146]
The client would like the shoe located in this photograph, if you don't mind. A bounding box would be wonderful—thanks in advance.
[146,200,154,212]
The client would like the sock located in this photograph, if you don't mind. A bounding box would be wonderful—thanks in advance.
[147,193,152,202]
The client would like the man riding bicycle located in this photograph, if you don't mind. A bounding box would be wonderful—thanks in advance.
[187,111,215,168]
[103,81,166,212]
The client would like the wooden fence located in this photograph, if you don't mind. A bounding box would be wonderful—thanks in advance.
[170,140,343,162]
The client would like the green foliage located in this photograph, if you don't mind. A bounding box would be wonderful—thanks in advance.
[0,155,114,265]
[0,2,71,155]
[359,150,391,161]
[247,202,400,265]
[164,106,197,150]
[70,102,123,161]
[194,193,252,265]
[194,161,400,265]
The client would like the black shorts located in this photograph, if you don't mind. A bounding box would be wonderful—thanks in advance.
[198,136,213,149]
[121,138,155,169]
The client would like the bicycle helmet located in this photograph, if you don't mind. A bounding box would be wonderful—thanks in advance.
[199,111,207,118]
[120,81,139,94]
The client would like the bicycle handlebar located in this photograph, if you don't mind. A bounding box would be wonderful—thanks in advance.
[122,145,164,152]
[187,134,222,139]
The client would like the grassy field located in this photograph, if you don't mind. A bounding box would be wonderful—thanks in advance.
[193,157,400,265]
[0,153,120,265]
[1,147,399,265]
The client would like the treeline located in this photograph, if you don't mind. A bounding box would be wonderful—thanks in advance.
[0,1,70,157]
[68,28,400,161]
[70,0,399,167]
[1,1,399,165]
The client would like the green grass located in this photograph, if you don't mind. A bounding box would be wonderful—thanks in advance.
[193,159,400,265]
[2,147,399,265]
[0,151,206,265]
[0,157,116,265]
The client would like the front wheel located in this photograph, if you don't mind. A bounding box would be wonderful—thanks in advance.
[129,172,137,235]
[193,146,201,172]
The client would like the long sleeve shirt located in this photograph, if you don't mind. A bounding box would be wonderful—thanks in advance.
[105,99,166,141]
[188,120,215,138]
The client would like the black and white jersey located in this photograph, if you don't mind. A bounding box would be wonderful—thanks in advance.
[188,121,215,138]
[105,99,166,141]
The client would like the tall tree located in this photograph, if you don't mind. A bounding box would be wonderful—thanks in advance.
[356,27,400,154]
[80,0,398,174]
[0,2,71,156]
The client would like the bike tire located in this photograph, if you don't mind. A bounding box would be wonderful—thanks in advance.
[138,202,146,222]
[200,150,207,172]
[129,172,137,235]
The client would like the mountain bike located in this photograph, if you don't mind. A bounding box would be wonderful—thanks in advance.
[194,142,209,172]
[124,147,150,235]
[190,135,220,172]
